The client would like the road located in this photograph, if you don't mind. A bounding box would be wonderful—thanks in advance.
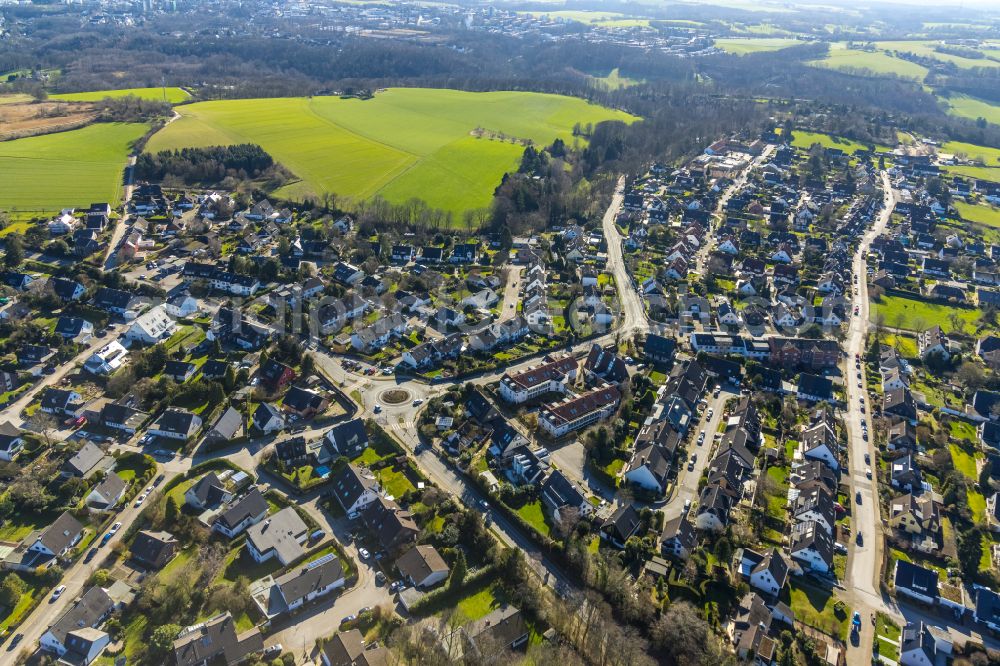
[601,178,647,338]
[6,465,182,658]
[661,386,736,522]
[5,331,127,430]
[842,172,894,665]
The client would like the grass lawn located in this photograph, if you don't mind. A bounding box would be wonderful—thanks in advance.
[50,87,190,103]
[455,584,503,621]
[786,581,849,642]
[949,443,979,480]
[0,573,41,633]
[955,200,1000,228]
[0,122,148,213]
[0,504,55,541]
[376,465,416,499]
[969,489,987,523]
[809,43,928,80]
[146,89,638,217]
[588,68,641,90]
[945,141,1000,166]
[949,419,978,442]
[714,38,800,54]
[876,40,1000,70]
[942,94,1000,126]
[882,333,918,358]
[870,294,982,334]
[514,500,552,537]
[790,130,883,154]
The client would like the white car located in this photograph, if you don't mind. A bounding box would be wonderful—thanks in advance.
[865,467,872,479]
[707,408,714,419]
[51,585,66,601]
[110,522,122,534]
[359,548,370,560]
[412,399,423,406]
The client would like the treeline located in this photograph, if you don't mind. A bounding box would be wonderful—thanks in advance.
[135,143,282,186]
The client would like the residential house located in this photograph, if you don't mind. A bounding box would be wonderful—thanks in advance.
[124,305,177,345]
[245,506,309,565]
[172,613,263,666]
[85,473,128,511]
[213,489,269,539]
[538,385,620,438]
[252,403,285,434]
[396,544,450,589]
[130,530,179,570]
[894,560,939,605]
[323,419,369,459]
[39,586,114,658]
[331,463,382,516]
[150,408,202,440]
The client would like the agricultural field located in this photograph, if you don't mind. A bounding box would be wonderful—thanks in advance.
[146,88,638,216]
[714,38,800,54]
[808,43,928,80]
[50,87,191,103]
[0,122,148,213]
[943,165,1000,183]
[875,40,1000,70]
[940,94,1000,126]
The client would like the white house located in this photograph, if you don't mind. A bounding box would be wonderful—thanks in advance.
[246,507,309,565]
[124,305,176,345]
[83,340,129,376]
[148,408,201,440]
[165,294,198,318]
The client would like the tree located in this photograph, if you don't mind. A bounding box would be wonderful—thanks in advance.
[0,573,26,609]
[958,526,983,578]
[164,496,179,524]
[300,353,315,377]
[957,362,986,393]
[4,234,24,269]
[449,550,467,591]
[149,623,182,657]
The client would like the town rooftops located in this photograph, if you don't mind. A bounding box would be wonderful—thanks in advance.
[500,355,577,392]
[246,506,308,563]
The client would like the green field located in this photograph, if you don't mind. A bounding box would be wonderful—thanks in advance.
[715,38,800,55]
[50,87,190,103]
[146,88,637,215]
[945,141,1000,166]
[870,294,982,334]
[809,43,928,80]
[589,68,640,90]
[944,165,1000,183]
[791,130,882,153]
[876,40,1000,70]
[941,94,1000,126]
[955,201,1000,228]
[0,122,147,212]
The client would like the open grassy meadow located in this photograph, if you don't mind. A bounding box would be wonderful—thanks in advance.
[944,141,1000,166]
[790,130,884,153]
[876,40,1000,70]
[50,87,191,103]
[955,201,1000,228]
[870,294,982,334]
[0,122,147,212]
[589,68,640,90]
[941,94,1000,126]
[714,38,800,54]
[808,43,928,80]
[146,88,638,215]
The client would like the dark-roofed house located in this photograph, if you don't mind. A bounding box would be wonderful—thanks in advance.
[246,506,308,565]
[61,627,110,666]
[396,544,450,589]
[973,390,1000,422]
[789,520,833,573]
[975,587,1000,632]
[55,315,94,343]
[661,515,697,560]
[363,497,419,555]
[40,388,82,415]
[25,511,84,565]
[173,612,263,666]
[885,388,918,422]
[92,287,137,315]
[331,463,381,516]
[0,421,23,461]
[150,408,202,440]
[323,418,369,459]
[899,622,952,666]
[164,360,197,383]
[584,344,629,385]
[259,359,295,389]
[796,373,833,403]
[600,504,642,549]
[894,560,939,605]
[213,489,269,539]
[185,472,233,511]
[644,334,676,363]
[623,438,671,495]
[747,548,790,597]
[252,402,284,434]
[130,530,179,570]
[100,403,147,435]
[282,385,330,419]
[40,586,114,657]
[266,556,345,616]
[540,470,593,523]
[50,277,85,302]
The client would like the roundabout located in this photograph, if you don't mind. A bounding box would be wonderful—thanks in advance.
[379,388,411,405]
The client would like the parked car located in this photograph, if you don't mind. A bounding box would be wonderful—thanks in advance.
[110,522,122,533]
[263,644,283,657]
[50,585,66,601]
[359,548,370,560]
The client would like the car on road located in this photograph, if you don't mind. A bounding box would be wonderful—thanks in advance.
[852,611,862,634]
[373,405,382,414]
[697,430,705,444]
[85,547,98,562]
[713,387,721,398]
[862,431,869,441]
[134,494,146,507]
[855,492,862,505]
[153,448,175,458]
[51,585,66,601]
[110,522,122,534]
[359,606,371,615]
[100,533,112,546]
[359,548,370,560]
[706,408,714,418]
[412,399,423,406]
[864,452,870,464]
[683,499,691,512]
[341,615,356,624]
[263,644,283,657]
[153,474,165,486]
[375,571,386,584]
[9,633,22,649]
[856,532,864,546]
